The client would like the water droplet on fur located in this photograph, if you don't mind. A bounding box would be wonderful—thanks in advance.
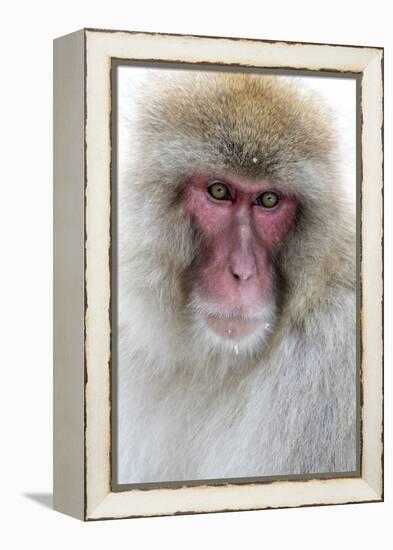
[227,329,232,335]
[234,344,239,355]
[265,322,270,329]
[252,156,258,164]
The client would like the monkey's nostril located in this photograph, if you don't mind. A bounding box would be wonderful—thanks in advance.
[231,268,252,282]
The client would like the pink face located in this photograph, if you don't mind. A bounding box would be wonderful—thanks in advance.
[184,175,298,340]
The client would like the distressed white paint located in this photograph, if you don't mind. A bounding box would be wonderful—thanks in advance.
[81,29,383,520]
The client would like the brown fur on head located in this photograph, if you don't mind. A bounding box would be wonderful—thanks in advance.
[138,73,337,175]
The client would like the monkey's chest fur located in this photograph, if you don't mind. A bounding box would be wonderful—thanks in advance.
[117,300,357,484]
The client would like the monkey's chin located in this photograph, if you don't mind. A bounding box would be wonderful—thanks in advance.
[189,294,276,353]
[205,314,264,340]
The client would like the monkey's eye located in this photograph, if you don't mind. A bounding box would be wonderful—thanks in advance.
[207,181,232,201]
[256,191,279,209]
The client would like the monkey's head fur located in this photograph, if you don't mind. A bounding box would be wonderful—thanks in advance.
[119,72,355,374]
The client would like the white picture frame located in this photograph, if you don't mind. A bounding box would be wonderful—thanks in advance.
[53,28,383,520]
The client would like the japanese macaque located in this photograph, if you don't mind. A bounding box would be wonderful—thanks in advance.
[117,71,357,483]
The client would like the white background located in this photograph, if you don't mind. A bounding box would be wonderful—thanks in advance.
[0,1,391,548]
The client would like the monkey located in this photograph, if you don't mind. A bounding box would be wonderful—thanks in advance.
[117,71,357,484]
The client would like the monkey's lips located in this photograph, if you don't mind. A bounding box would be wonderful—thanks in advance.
[205,314,263,340]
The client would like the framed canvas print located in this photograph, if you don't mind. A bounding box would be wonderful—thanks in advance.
[53,29,384,520]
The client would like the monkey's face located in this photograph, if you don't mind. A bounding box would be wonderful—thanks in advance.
[129,73,340,357]
[184,175,298,350]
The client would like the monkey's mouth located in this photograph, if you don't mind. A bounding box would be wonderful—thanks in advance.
[190,294,273,341]
[205,314,264,340]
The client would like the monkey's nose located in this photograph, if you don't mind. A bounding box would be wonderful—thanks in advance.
[230,265,255,282]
